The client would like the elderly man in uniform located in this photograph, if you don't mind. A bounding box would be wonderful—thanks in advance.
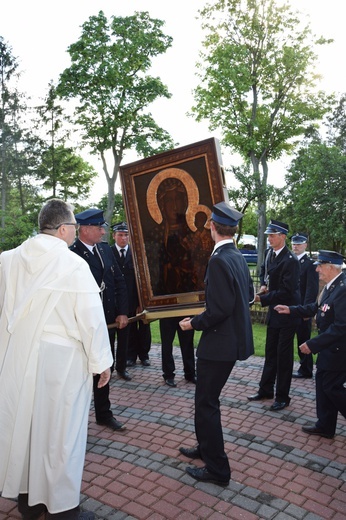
[248,220,300,411]
[290,232,319,379]
[275,250,346,439]
[70,209,129,432]
[0,199,112,520]
[111,221,151,368]
[179,201,254,486]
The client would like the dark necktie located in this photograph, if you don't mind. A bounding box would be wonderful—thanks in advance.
[92,246,103,267]
[120,248,126,265]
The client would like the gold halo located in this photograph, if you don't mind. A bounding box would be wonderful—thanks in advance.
[147,168,202,231]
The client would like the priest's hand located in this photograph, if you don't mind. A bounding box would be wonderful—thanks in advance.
[97,368,111,388]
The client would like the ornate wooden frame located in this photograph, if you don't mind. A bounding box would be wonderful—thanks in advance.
[119,137,227,320]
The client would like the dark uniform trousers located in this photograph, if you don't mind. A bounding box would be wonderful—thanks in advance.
[195,359,235,480]
[127,320,151,363]
[259,325,296,402]
[93,328,116,423]
[296,318,313,377]
[160,317,195,380]
[315,370,346,435]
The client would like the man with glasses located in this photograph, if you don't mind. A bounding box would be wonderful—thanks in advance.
[0,199,112,519]
[70,208,129,432]
[275,250,346,439]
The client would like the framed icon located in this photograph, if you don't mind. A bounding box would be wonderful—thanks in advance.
[119,137,227,320]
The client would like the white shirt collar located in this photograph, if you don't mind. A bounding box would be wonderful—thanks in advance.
[273,246,285,256]
[80,240,94,253]
[115,244,128,254]
[212,238,233,255]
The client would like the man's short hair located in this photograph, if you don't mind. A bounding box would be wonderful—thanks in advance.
[212,220,237,237]
[38,199,74,232]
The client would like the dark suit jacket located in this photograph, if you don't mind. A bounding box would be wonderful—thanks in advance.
[191,242,254,362]
[298,253,319,304]
[111,245,139,315]
[70,239,128,324]
[260,246,300,328]
[290,272,346,371]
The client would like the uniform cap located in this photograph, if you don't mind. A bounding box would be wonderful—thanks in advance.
[264,219,289,235]
[290,232,308,244]
[211,201,243,226]
[313,250,344,266]
[112,221,128,232]
[75,208,108,226]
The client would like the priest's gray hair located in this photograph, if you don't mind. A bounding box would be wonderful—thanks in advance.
[38,199,74,232]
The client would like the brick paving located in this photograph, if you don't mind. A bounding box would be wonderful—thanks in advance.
[1,344,346,519]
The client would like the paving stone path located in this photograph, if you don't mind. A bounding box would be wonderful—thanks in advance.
[1,344,345,519]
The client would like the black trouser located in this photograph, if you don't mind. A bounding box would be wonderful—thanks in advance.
[296,318,313,377]
[127,321,151,362]
[159,317,195,380]
[93,329,114,422]
[18,494,80,519]
[195,358,235,480]
[259,325,296,402]
[115,326,128,373]
[315,369,346,435]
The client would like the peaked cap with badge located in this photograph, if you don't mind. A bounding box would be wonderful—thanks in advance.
[290,232,308,244]
[112,221,128,232]
[264,219,289,235]
[314,250,344,266]
[211,201,243,227]
[75,208,108,226]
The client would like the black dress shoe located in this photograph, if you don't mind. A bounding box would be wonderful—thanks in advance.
[292,372,312,379]
[179,446,201,459]
[270,401,289,411]
[248,392,273,401]
[185,376,197,384]
[141,359,150,366]
[302,426,334,439]
[96,417,126,431]
[126,360,136,367]
[186,466,229,486]
[117,370,132,381]
[165,378,177,387]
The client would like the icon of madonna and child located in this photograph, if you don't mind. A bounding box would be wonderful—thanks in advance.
[144,168,214,297]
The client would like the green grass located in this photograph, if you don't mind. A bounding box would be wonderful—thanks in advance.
[148,319,316,362]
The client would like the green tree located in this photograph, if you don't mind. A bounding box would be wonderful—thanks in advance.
[34,83,97,201]
[327,93,346,153]
[57,11,175,229]
[191,0,333,270]
[36,145,97,201]
[285,142,346,253]
[0,37,20,231]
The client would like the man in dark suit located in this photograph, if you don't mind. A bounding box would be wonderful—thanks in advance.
[111,222,151,368]
[248,220,300,411]
[290,232,319,379]
[275,250,346,439]
[70,209,129,431]
[179,201,254,486]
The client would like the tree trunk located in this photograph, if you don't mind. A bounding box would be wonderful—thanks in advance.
[256,155,269,273]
